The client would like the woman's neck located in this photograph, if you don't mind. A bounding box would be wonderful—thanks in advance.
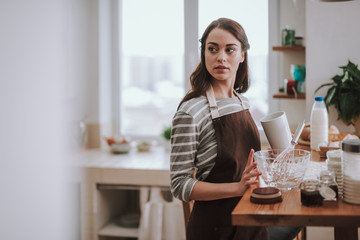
[211,81,234,98]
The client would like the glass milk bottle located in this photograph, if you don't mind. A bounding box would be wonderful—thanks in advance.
[310,97,328,150]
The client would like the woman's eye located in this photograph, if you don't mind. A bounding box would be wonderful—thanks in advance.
[226,48,235,53]
[208,47,217,52]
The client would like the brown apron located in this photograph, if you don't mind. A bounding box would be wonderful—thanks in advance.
[186,86,269,240]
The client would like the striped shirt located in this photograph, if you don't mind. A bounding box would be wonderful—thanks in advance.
[170,95,250,202]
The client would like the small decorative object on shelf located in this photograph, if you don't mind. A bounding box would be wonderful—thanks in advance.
[281,27,296,46]
[288,80,296,94]
[291,64,306,93]
[295,36,303,46]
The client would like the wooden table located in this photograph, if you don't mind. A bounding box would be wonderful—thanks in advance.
[232,147,360,240]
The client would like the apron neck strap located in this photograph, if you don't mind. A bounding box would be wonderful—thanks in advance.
[205,85,220,119]
[206,85,247,119]
[233,90,247,110]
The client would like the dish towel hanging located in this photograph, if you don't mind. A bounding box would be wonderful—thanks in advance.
[138,187,185,240]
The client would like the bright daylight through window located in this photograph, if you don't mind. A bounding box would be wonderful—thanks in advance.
[119,0,268,138]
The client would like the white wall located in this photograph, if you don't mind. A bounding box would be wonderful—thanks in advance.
[306,0,360,133]
[305,1,360,238]
[0,0,96,239]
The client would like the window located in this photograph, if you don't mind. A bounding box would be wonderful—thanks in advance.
[120,0,184,137]
[118,0,268,138]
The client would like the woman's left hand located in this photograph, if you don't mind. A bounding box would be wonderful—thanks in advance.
[189,149,262,201]
[236,149,262,196]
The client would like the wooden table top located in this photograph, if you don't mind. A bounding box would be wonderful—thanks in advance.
[232,145,360,228]
[232,186,360,227]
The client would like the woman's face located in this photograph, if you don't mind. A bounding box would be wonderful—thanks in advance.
[205,28,244,84]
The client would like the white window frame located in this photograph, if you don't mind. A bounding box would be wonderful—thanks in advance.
[99,0,275,143]
[102,0,200,141]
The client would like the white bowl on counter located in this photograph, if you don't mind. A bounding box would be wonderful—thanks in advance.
[111,142,131,154]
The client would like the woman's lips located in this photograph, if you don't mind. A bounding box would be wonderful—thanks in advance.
[214,65,228,73]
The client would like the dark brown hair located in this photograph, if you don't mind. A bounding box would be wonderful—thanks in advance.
[179,18,250,107]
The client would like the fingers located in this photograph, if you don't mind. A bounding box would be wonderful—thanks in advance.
[242,162,262,179]
[238,156,262,195]
[244,153,259,175]
[242,149,262,187]
[243,170,261,187]
[246,166,262,179]
[243,162,261,180]
[245,177,259,185]
[246,148,254,166]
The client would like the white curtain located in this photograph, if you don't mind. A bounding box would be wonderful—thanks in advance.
[138,187,186,240]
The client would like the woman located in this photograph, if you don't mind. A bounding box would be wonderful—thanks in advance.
[170,18,268,239]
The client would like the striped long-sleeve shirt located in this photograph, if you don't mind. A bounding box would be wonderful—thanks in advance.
[170,95,250,202]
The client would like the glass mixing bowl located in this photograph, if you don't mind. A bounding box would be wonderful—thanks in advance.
[254,149,311,190]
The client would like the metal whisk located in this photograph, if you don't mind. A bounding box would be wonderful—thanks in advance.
[275,120,305,162]
[272,120,306,184]
[275,120,306,160]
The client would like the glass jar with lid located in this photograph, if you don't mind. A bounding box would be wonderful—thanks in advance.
[326,149,343,197]
[319,170,338,201]
[300,179,323,207]
[342,139,360,205]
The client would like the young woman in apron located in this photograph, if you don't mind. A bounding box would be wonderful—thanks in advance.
[170,18,268,239]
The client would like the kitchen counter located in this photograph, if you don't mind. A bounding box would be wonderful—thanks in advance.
[76,147,171,240]
[76,147,171,186]
[75,147,170,170]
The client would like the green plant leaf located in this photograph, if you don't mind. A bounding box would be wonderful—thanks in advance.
[314,83,333,94]
[342,71,350,83]
[331,74,343,85]
[347,60,360,80]
[324,86,336,110]
[338,93,360,125]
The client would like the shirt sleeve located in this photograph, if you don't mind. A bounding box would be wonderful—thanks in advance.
[170,111,199,202]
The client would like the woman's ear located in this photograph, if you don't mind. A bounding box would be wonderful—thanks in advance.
[240,51,245,63]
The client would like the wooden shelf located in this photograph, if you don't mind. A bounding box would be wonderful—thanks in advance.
[273,93,306,99]
[272,46,305,52]
[98,221,139,238]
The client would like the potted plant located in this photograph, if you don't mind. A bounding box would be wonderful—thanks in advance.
[162,126,171,141]
[315,60,360,136]
[162,126,172,151]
